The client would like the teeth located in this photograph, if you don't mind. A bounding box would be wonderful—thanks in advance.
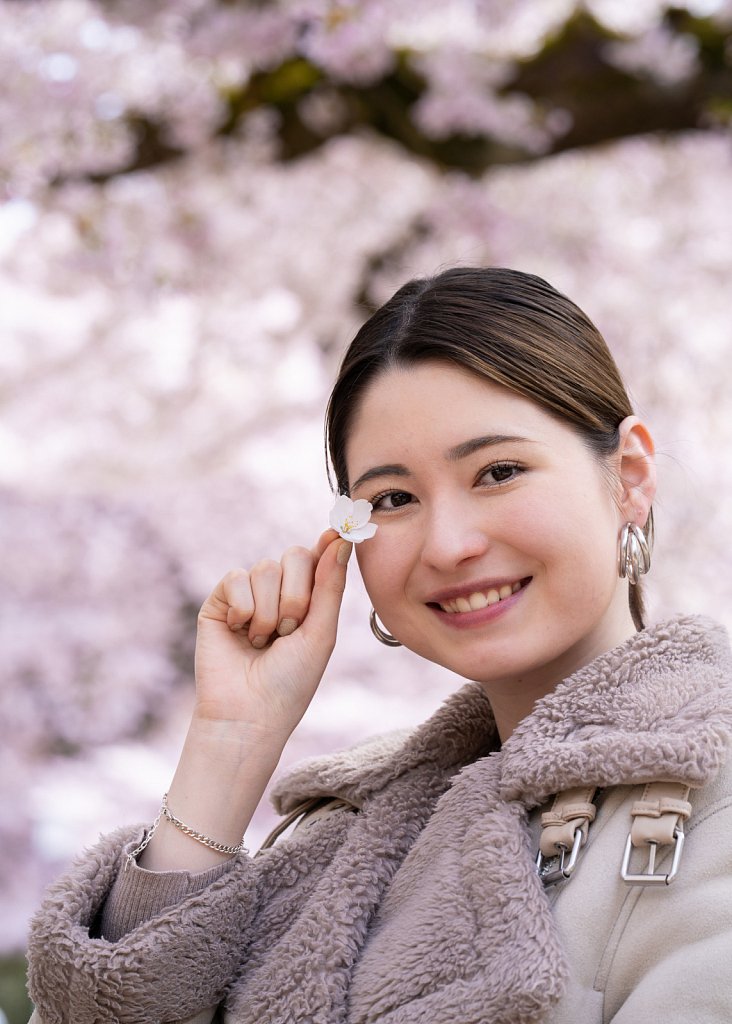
[438,581,525,614]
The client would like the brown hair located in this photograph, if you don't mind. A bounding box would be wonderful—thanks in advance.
[326,267,653,629]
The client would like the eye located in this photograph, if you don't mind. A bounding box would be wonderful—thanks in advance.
[478,461,523,486]
[370,489,414,511]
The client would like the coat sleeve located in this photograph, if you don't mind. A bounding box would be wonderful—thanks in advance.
[26,825,259,1024]
[28,1008,220,1024]
[605,795,732,1023]
[96,829,234,942]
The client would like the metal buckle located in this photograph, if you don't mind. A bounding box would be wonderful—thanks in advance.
[620,826,685,885]
[536,826,584,886]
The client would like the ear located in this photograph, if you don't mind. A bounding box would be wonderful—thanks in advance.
[616,416,656,527]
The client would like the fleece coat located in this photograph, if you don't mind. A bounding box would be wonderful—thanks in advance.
[26,615,732,1024]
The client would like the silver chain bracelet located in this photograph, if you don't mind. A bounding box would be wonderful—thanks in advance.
[125,793,248,870]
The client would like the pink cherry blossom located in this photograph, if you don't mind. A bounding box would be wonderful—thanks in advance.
[1,0,731,961]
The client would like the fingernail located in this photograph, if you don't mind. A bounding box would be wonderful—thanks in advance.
[277,618,298,636]
[251,636,268,649]
[230,623,244,632]
[337,541,353,566]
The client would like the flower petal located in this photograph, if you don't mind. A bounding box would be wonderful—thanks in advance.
[329,494,353,531]
[351,498,374,525]
[349,522,378,542]
[328,495,377,543]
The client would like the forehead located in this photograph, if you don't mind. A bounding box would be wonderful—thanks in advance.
[345,362,576,476]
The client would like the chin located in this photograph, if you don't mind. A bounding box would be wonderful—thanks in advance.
[423,635,574,687]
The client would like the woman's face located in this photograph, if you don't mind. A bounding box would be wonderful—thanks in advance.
[347,361,639,691]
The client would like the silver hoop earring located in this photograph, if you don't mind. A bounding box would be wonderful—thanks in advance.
[618,522,651,585]
[369,608,402,647]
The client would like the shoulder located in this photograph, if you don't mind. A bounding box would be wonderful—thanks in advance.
[686,750,732,832]
[602,766,732,1020]
[548,760,732,1021]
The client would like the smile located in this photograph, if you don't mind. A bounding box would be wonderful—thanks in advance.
[436,580,524,614]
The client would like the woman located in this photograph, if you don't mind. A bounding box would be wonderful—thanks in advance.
[27,268,732,1023]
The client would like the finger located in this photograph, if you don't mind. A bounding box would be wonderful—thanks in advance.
[222,569,255,632]
[311,528,340,562]
[298,536,351,648]
[277,546,316,635]
[247,559,283,648]
[200,569,254,631]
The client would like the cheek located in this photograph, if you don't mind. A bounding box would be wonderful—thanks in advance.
[510,490,617,579]
[356,528,414,603]
[545,505,620,600]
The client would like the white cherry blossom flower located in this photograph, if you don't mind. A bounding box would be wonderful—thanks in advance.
[329,495,378,543]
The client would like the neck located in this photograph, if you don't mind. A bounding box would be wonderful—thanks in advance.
[481,606,639,744]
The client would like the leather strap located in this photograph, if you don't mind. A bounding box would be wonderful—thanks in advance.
[629,781,692,848]
[539,786,597,858]
[257,796,358,854]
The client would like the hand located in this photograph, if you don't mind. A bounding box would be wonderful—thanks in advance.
[193,530,352,743]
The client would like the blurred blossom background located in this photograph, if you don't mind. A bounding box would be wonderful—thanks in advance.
[2,0,732,1015]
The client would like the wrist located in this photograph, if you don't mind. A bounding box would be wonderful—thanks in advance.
[139,716,287,872]
[186,713,289,769]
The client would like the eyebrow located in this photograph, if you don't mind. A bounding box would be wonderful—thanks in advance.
[350,434,534,492]
[446,433,534,460]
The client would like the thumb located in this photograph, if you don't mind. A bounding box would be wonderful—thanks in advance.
[300,537,352,644]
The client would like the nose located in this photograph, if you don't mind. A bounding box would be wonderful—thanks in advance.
[419,497,491,572]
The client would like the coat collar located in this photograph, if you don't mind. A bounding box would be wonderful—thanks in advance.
[272,615,732,814]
